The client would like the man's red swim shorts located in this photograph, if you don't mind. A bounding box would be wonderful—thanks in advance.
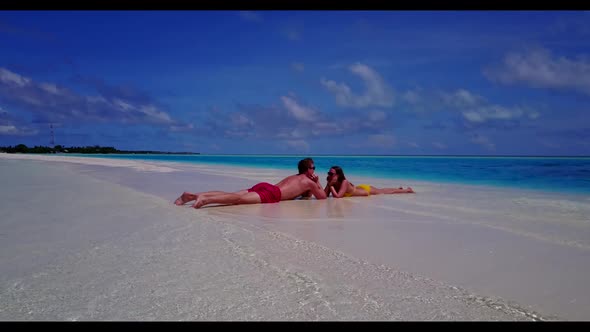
[248,182,282,203]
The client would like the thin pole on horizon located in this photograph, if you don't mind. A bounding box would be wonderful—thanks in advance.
[49,123,55,149]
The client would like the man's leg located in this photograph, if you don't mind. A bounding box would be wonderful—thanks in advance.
[193,191,261,209]
[175,190,249,205]
[175,192,199,205]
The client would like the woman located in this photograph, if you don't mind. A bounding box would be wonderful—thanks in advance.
[325,166,414,198]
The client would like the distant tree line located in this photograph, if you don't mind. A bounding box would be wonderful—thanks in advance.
[0,144,198,154]
[0,144,119,154]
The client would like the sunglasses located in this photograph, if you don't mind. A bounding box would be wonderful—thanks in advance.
[310,166,316,170]
[327,172,336,176]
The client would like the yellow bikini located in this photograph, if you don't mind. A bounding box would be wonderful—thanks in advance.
[356,184,372,194]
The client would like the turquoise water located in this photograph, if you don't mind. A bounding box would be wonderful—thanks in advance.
[66,154,590,195]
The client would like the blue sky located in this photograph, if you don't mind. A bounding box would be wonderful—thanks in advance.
[0,10,589,155]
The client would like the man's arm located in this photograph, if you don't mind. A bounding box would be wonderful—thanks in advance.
[299,190,312,199]
[310,182,327,199]
[307,175,327,200]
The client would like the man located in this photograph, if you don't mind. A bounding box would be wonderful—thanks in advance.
[174,158,327,209]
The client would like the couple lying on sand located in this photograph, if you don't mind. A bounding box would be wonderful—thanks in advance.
[174,158,414,209]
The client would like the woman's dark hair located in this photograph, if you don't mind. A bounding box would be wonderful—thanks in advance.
[298,158,315,174]
[328,165,346,183]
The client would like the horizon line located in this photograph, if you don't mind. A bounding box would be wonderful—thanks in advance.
[78,152,590,158]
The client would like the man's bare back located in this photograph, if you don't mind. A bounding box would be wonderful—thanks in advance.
[275,174,324,200]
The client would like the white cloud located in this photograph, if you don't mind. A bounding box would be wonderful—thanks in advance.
[0,110,39,137]
[209,143,221,151]
[442,89,484,108]
[314,122,340,130]
[462,105,536,124]
[139,105,173,123]
[0,67,177,126]
[368,134,396,147]
[230,113,253,127]
[39,82,62,95]
[321,63,395,108]
[286,139,309,151]
[320,79,352,103]
[462,111,485,123]
[347,133,396,150]
[169,123,194,132]
[443,89,540,124]
[0,68,31,87]
[471,135,496,150]
[86,95,108,104]
[196,96,395,143]
[276,127,306,139]
[541,140,560,149]
[238,11,262,22]
[328,63,347,70]
[20,95,43,106]
[310,121,347,136]
[548,14,590,36]
[291,62,305,72]
[281,96,318,122]
[432,142,447,149]
[402,90,421,104]
[0,125,18,134]
[368,110,387,122]
[484,47,590,95]
[113,98,136,111]
[528,111,540,119]
[285,28,301,41]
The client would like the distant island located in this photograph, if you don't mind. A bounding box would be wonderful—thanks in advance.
[0,144,199,155]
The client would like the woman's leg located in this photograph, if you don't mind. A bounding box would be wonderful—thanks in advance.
[370,186,414,194]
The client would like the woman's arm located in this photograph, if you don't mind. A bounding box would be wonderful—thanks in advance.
[324,183,332,197]
[325,175,339,197]
[330,186,339,197]
[331,180,350,198]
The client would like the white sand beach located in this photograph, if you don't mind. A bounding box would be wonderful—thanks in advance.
[1,153,590,320]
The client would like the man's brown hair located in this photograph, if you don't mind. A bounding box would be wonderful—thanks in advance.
[298,158,314,174]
